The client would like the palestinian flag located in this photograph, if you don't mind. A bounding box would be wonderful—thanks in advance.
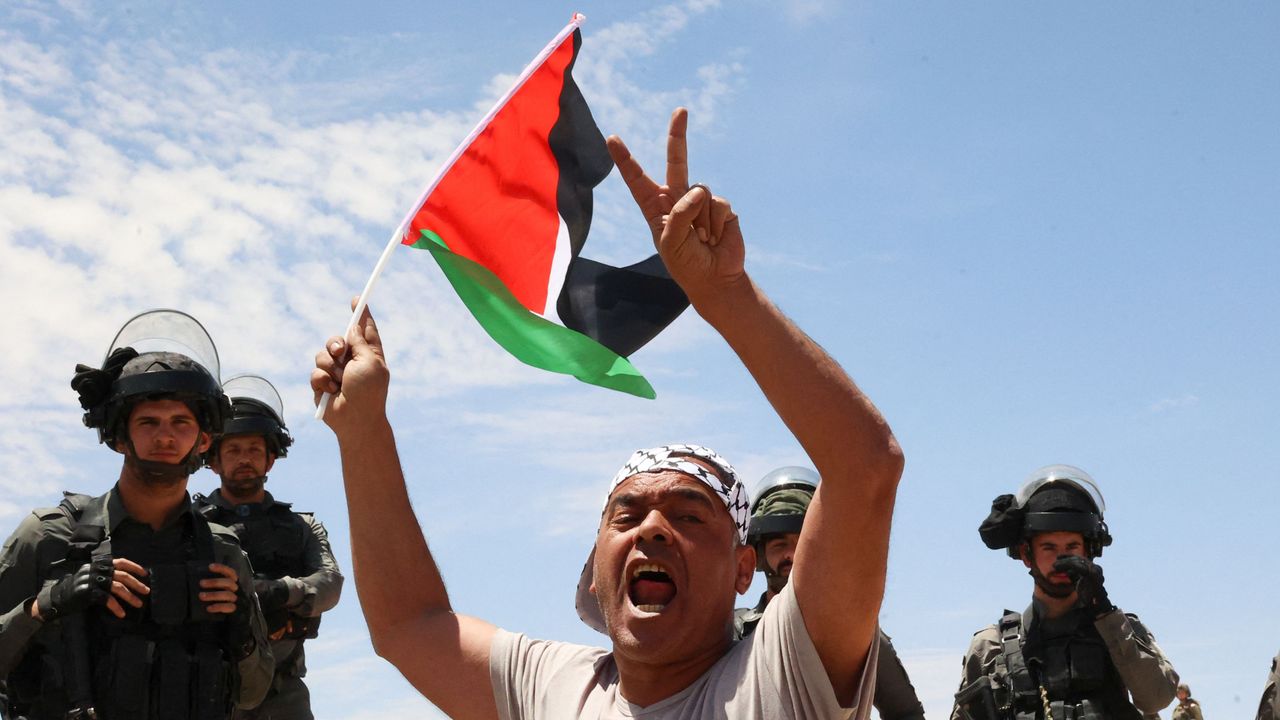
[404,16,687,399]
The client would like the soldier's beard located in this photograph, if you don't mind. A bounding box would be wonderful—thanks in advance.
[223,473,267,499]
[765,560,793,594]
[1028,564,1075,599]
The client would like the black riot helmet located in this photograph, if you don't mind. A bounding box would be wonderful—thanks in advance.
[72,309,230,477]
[748,466,819,590]
[979,464,1113,559]
[208,374,293,461]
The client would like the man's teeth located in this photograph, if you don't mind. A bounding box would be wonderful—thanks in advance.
[635,604,666,612]
[631,563,668,579]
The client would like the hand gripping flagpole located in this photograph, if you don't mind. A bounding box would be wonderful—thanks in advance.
[315,13,587,420]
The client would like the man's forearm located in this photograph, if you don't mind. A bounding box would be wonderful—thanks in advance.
[0,601,42,676]
[1097,611,1178,711]
[337,418,451,646]
[694,276,902,490]
[0,531,43,676]
[694,273,902,701]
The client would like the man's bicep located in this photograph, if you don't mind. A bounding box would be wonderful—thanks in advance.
[790,485,894,693]
[378,611,500,720]
[0,516,48,610]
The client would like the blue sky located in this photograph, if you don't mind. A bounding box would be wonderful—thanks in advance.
[2,1,1278,717]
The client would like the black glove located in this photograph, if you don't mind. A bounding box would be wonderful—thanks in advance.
[36,557,114,621]
[226,591,258,662]
[253,576,291,613]
[1053,555,1115,618]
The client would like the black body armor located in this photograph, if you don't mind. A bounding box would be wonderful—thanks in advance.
[193,499,320,643]
[6,494,235,720]
[958,609,1143,720]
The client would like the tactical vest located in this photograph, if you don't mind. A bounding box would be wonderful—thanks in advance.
[987,609,1143,720]
[6,493,235,720]
[193,497,320,643]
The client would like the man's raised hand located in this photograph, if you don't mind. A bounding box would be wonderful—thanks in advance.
[312,301,390,434]
[607,108,745,306]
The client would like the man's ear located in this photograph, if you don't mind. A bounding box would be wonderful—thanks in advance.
[1018,541,1033,569]
[734,544,756,594]
[264,453,276,474]
[196,431,213,455]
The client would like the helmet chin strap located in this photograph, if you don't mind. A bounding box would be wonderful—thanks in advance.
[124,437,201,483]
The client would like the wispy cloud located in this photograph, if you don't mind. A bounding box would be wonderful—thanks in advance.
[779,0,838,25]
[1149,394,1200,413]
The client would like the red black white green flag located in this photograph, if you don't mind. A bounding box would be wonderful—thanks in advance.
[403,16,687,399]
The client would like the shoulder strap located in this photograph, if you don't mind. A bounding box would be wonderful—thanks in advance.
[60,492,110,562]
[996,609,1040,710]
[189,510,218,564]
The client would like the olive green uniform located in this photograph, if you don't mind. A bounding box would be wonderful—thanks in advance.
[735,592,926,720]
[195,489,343,720]
[0,486,274,718]
[1172,699,1204,720]
[1259,650,1280,720]
[951,601,1177,720]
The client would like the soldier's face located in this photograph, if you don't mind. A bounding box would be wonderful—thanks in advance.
[763,533,800,581]
[211,435,274,496]
[590,468,754,667]
[1021,530,1086,596]
[122,399,211,462]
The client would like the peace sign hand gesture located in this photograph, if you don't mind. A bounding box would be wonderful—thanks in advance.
[607,108,746,309]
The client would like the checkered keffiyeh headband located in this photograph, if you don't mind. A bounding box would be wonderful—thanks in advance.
[606,444,751,544]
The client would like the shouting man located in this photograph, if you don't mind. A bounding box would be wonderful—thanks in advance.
[312,108,903,719]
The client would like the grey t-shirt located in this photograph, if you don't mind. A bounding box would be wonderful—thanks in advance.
[489,583,877,719]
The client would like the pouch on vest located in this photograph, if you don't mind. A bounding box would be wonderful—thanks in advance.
[154,637,191,719]
[193,642,229,720]
[186,560,220,624]
[1067,640,1108,692]
[149,563,190,626]
[955,677,1000,720]
[103,634,152,718]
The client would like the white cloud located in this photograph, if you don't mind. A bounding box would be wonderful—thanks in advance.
[0,2,747,523]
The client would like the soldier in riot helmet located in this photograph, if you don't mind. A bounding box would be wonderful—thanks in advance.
[0,309,273,720]
[195,374,343,720]
[735,466,927,720]
[952,465,1178,720]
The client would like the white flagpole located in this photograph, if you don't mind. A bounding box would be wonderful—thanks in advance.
[316,13,586,419]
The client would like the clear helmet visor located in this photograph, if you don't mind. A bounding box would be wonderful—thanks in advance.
[1015,464,1106,515]
[222,374,286,423]
[751,466,820,514]
[107,309,220,380]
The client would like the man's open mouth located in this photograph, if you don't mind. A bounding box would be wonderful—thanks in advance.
[627,563,677,613]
